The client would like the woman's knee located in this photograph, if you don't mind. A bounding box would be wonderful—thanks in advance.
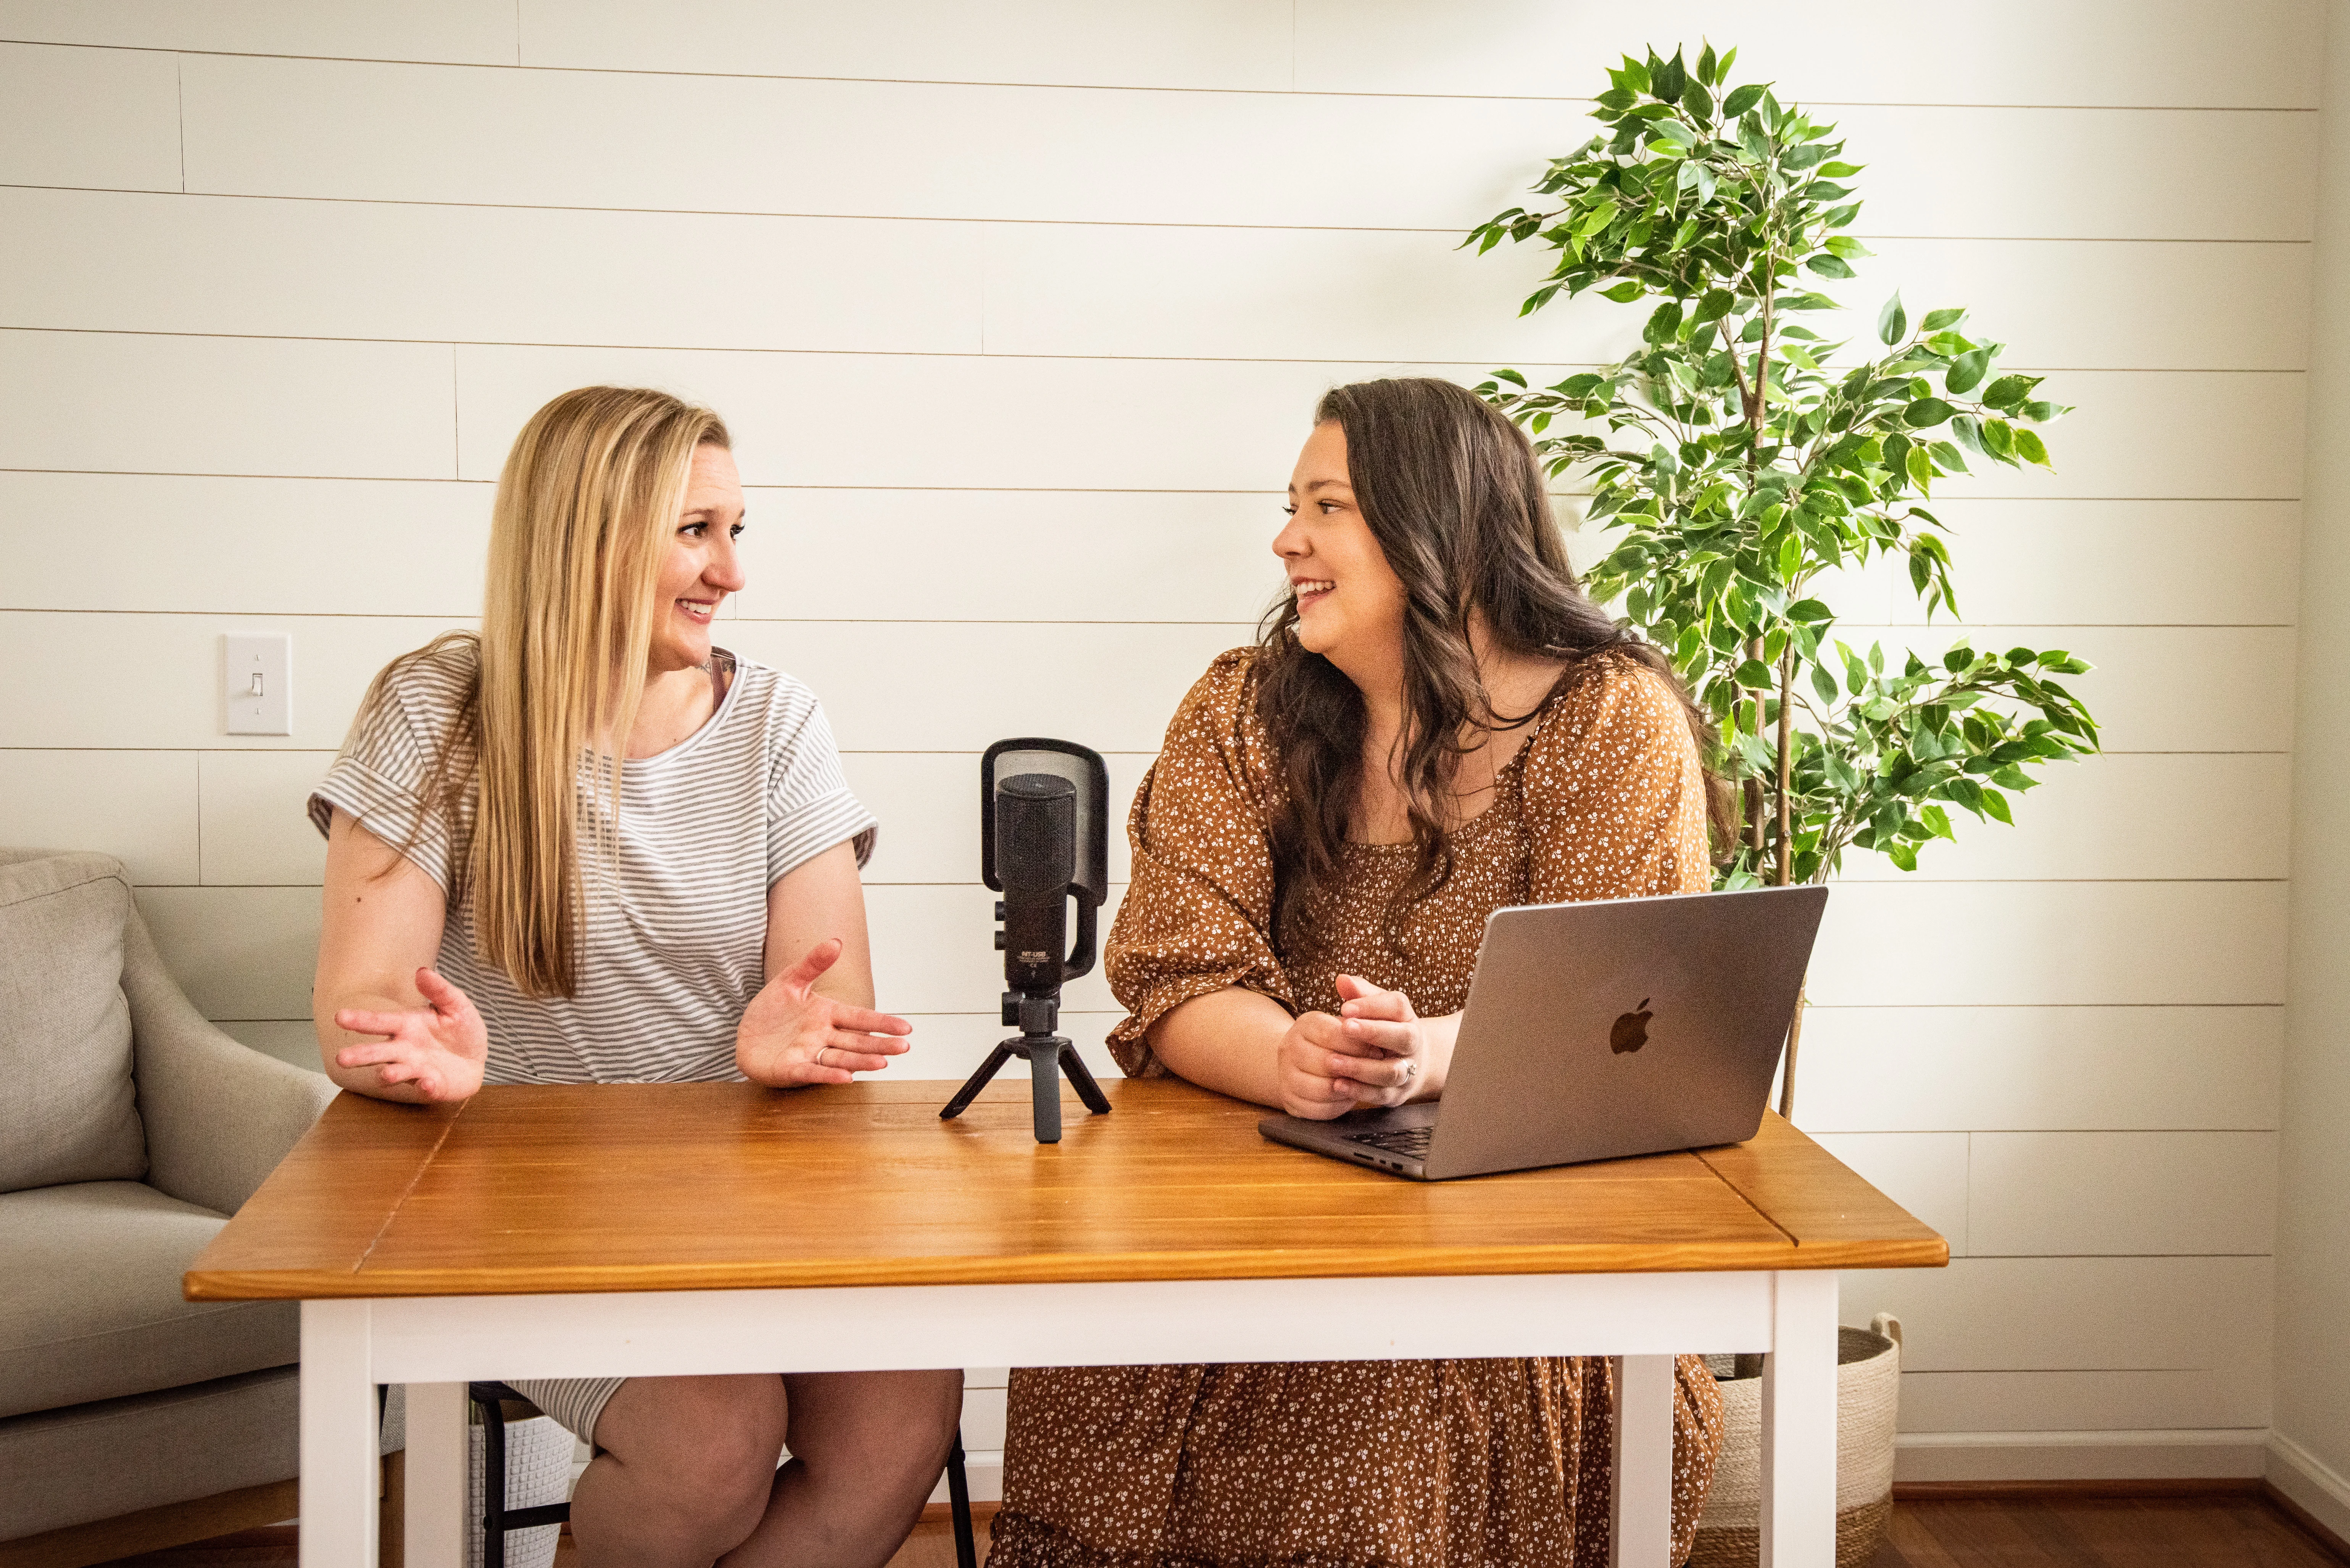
[787,1368,964,1493]
[599,1375,788,1530]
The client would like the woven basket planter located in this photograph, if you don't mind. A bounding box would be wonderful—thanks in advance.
[1686,1319,1900,1568]
[467,1406,572,1568]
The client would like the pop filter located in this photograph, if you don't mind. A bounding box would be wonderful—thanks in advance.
[941,738,1113,1143]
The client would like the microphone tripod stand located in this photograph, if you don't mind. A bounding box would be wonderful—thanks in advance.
[939,990,1109,1144]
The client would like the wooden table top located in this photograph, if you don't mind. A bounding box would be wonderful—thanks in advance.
[184,1079,1947,1301]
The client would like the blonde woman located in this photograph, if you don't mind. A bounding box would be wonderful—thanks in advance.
[309,387,960,1568]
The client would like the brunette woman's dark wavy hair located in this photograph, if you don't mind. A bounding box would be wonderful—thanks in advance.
[1253,377,1731,954]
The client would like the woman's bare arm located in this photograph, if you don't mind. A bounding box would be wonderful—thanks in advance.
[736,840,913,1087]
[1145,986,1296,1107]
[312,809,487,1102]
[760,840,882,1007]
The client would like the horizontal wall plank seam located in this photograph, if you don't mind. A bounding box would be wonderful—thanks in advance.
[0,42,2321,112]
[0,184,2324,248]
[0,608,2298,633]
[1,471,2308,504]
[6,320,2307,376]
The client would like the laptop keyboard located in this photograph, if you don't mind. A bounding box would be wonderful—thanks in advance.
[1344,1125,1433,1157]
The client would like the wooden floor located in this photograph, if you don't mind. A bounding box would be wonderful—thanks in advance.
[84,1496,2343,1568]
[1883,1493,2340,1568]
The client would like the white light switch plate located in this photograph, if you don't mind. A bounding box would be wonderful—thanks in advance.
[225,632,292,734]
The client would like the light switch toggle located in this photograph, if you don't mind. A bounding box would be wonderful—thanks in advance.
[226,633,292,735]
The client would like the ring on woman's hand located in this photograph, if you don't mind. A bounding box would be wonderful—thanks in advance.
[816,1046,831,1069]
[1401,1059,1417,1079]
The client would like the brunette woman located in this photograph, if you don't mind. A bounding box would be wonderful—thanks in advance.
[990,378,1728,1568]
[309,387,960,1568]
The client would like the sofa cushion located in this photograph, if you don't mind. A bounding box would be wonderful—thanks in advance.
[0,1366,299,1541]
[0,1182,296,1420]
[0,852,144,1192]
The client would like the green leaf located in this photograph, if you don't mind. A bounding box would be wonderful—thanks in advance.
[1682,81,1714,121]
[1980,374,2038,410]
[1929,440,1968,473]
[1600,280,1646,303]
[1735,658,1773,689]
[1878,291,1907,346]
[1906,445,1934,487]
[1981,417,2016,461]
[1945,346,1992,395]
[2014,427,2052,467]
[1904,397,1955,427]
[1692,287,1735,324]
[1981,789,2013,825]
[1644,299,1685,344]
[1653,48,1688,103]
[1803,253,1857,279]
[1921,307,1967,332]
[1697,40,1720,86]
[1721,82,1766,117]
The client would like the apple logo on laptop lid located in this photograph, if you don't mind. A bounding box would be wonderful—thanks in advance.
[1609,998,1652,1055]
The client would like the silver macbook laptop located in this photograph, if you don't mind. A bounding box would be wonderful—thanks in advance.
[1258,885,1829,1180]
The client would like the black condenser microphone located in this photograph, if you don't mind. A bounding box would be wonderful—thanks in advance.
[995,773,1078,1004]
[940,739,1111,1143]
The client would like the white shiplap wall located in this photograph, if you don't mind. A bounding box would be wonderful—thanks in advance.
[0,0,2316,1485]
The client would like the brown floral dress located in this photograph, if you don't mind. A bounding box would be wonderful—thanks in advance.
[988,649,1727,1568]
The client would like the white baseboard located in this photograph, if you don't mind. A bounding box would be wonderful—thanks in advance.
[1894,1428,2267,1483]
[2268,1431,2350,1542]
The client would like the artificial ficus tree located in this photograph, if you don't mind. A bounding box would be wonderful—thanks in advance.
[1466,42,2099,895]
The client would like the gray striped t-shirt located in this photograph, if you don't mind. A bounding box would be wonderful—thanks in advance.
[308,639,877,1086]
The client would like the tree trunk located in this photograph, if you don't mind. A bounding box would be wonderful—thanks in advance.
[1774,645,1794,884]
[1744,639,1768,856]
[1776,984,1807,1121]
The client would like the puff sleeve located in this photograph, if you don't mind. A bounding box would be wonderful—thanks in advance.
[1102,650,1296,1077]
[1521,659,1713,904]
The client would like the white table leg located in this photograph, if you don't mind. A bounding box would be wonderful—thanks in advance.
[1760,1271,1839,1568]
[404,1383,468,1568]
[1611,1354,1675,1568]
[300,1301,378,1568]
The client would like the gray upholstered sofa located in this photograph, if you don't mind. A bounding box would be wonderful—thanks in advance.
[0,848,338,1552]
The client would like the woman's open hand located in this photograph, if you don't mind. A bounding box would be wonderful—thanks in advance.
[1275,973,1431,1119]
[332,967,489,1103]
[737,936,914,1087]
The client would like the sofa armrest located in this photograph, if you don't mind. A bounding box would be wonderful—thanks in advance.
[123,906,337,1216]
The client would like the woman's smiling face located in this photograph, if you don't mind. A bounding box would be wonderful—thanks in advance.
[648,442,748,675]
[1274,420,1408,665]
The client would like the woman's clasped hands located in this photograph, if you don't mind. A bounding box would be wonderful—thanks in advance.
[735,935,914,1087]
[1276,972,1449,1120]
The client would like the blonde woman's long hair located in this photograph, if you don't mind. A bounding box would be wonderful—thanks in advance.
[350,386,730,998]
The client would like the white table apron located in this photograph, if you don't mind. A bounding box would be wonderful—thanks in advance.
[301,1269,1839,1568]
